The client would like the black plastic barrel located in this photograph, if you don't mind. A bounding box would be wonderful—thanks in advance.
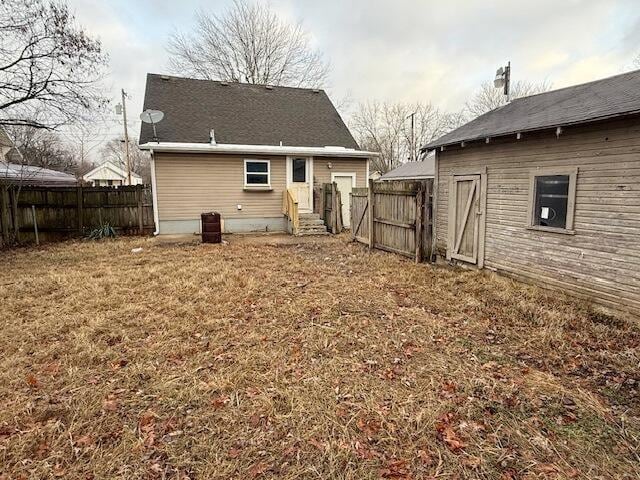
[201,212,222,243]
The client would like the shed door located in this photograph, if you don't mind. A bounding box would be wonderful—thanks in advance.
[448,175,481,264]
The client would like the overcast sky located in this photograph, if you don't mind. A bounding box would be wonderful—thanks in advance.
[65,0,640,150]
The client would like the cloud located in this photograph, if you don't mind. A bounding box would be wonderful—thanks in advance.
[62,0,640,160]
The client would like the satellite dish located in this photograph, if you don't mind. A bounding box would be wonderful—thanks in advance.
[140,109,164,124]
[139,109,164,142]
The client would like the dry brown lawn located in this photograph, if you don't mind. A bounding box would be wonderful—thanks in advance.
[0,235,638,479]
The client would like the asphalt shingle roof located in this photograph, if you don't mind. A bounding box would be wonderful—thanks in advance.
[139,74,359,149]
[423,69,640,150]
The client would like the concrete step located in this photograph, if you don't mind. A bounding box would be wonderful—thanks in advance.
[296,224,328,235]
[298,218,325,226]
[299,213,322,220]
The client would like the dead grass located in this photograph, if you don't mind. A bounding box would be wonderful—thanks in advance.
[0,234,638,479]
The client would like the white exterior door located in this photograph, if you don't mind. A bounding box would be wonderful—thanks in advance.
[332,173,355,228]
[288,157,312,212]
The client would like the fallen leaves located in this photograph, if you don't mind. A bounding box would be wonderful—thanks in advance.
[435,413,467,452]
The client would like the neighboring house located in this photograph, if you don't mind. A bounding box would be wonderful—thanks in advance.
[138,74,376,234]
[0,127,22,164]
[379,156,435,182]
[0,162,77,186]
[82,161,143,187]
[423,69,640,319]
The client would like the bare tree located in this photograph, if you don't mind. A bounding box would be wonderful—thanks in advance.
[0,0,109,130]
[351,101,459,173]
[6,125,76,172]
[167,0,329,88]
[463,80,552,120]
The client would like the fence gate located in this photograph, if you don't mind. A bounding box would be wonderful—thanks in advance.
[350,179,433,262]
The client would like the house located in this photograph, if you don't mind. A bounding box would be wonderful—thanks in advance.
[369,170,382,181]
[379,156,435,182]
[1,162,77,186]
[0,127,22,164]
[82,161,143,187]
[138,74,376,234]
[423,69,640,319]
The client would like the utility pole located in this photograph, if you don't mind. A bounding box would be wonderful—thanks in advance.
[121,89,132,185]
[407,112,416,162]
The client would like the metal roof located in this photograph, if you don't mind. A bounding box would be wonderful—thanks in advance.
[379,158,435,181]
[0,162,77,186]
[139,74,359,149]
[423,69,640,150]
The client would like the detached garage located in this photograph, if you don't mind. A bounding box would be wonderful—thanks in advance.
[423,70,640,319]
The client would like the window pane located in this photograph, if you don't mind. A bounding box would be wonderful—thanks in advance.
[246,162,268,173]
[534,175,569,228]
[292,158,306,182]
[246,173,268,185]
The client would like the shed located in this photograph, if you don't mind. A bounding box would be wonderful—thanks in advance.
[423,69,640,319]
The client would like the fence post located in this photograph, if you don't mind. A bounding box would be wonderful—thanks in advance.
[0,184,9,246]
[330,182,337,233]
[32,205,39,246]
[9,186,19,244]
[77,185,84,236]
[137,184,144,234]
[415,183,424,263]
[367,179,375,250]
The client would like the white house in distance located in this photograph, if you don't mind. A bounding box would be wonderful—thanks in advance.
[83,161,143,187]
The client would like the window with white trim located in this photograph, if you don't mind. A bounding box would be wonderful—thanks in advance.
[244,159,270,187]
[527,168,578,233]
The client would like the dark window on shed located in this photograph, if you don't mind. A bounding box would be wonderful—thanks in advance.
[533,175,569,228]
[527,168,578,233]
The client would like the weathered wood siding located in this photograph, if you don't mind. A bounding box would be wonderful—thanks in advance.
[435,117,640,318]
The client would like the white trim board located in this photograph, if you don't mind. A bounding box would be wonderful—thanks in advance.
[140,142,378,158]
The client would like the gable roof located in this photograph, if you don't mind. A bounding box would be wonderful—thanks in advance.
[83,161,142,181]
[379,157,435,181]
[139,74,359,149]
[423,69,640,150]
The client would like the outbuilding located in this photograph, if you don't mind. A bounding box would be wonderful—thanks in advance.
[423,70,640,319]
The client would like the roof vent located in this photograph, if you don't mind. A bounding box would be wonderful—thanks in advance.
[265,85,273,90]
[160,75,170,81]
[313,89,320,93]
[210,129,216,145]
[220,81,229,86]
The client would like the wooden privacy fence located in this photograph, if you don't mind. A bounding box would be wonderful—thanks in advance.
[0,184,154,246]
[314,182,343,234]
[351,179,433,262]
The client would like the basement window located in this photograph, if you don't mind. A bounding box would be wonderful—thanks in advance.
[527,168,578,234]
[244,159,271,188]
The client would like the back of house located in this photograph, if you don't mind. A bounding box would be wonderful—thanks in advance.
[139,74,375,234]
[424,69,640,319]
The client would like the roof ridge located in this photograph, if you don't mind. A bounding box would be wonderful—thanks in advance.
[509,68,640,104]
[146,73,327,94]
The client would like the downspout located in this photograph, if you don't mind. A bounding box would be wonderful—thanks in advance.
[150,149,160,236]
